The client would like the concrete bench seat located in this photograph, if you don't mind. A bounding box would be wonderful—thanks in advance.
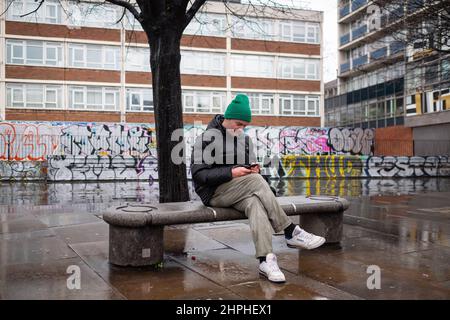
[103,195,350,267]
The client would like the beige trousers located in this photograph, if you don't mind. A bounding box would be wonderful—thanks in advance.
[209,173,292,258]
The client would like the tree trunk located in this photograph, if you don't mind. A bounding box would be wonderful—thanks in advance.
[148,28,190,203]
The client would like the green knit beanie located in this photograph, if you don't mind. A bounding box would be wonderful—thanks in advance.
[224,94,252,123]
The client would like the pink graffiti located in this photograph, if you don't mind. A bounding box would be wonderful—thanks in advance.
[0,123,61,161]
[279,128,331,154]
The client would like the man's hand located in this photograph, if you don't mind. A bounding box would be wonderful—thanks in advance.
[250,164,260,173]
[232,166,252,178]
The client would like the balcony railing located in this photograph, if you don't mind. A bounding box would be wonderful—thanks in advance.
[370,47,388,60]
[407,0,424,13]
[351,24,367,40]
[390,41,405,54]
[352,0,368,11]
[340,33,351,46]
[352,55,368,68]
[339,4,350,18]
[340,61,351,73]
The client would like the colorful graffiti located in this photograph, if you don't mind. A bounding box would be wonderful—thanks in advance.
[47,155,159,181]
[279,155,364,178]
[2,121,449,181]
[0,122,157,160]
[274,155,450,178]
[328,127,374,155]
[1,121,375,161]
[0,161,47,181]
[365,156,450,177]
[0,122,60,161]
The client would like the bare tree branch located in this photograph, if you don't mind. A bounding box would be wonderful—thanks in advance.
[19,0,44,18]
[0,0,15,18]
[115,6,127,24]
[183,0,207,30]
[105,0,142,22]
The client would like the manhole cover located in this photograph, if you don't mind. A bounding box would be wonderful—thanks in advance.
[116,204,157,213]
[306,195,339,201]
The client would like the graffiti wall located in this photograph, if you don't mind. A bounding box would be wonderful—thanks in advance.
[272,155,450,178]
[46,155,160,181]
[1,120,449,181]
[1,121,157,161]
[1,121,375,160]
[0,161,47,181]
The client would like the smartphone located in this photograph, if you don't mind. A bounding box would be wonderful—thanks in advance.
[244,163,259,169]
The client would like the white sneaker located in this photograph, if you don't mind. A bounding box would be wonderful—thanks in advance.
[259,253,286,283]
[286,225,326,250]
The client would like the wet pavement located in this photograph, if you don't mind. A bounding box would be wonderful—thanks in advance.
[0,178,450,300]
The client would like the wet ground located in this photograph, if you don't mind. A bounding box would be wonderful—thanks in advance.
[0,178,450,300]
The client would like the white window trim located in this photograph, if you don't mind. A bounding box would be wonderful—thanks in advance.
[280,94,320,117]
[69,86,120,111]
[6,83,63,110]
[278,57,320,81]
[181,51,226,76]
[231,54,275,78]
[126,88,154,112]
[232,92,275,115]
[68,43,120,70]
[6,39,63,67]
[182,90,226,114]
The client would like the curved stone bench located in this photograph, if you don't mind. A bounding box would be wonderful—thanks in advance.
[103,195,350,267]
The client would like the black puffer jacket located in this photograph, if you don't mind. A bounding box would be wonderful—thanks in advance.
[191,115,274,205]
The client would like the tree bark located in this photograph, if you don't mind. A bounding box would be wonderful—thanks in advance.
[147,27,190,203]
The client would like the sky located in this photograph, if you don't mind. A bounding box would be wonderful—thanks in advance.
[242,0,338,83]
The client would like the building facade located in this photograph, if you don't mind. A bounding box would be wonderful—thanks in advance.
[326,0,449,156]
[326,0,407,129]
[1,0,324,127]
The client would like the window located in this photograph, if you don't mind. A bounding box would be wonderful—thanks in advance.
[184,13,226,37]
[68,44,120,70]
[182,91,226,113]
[280,95,320,116]
[6,40,63,66]
[126,88,154,112]
[232,16,276,41]
[67,2,120,29]
[280,20,320,44]
[7,0,62,24]
[125,47,150,72]
[386,98,395,117]
[6,83,62,109]
[231,54,275,78]
[69,86,119,111]
[181,51,225,76]
[233,92,274,115]
[278,58,320,80]
[441,59,450,81]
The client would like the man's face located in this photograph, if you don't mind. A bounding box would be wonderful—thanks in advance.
[223,119,249,137]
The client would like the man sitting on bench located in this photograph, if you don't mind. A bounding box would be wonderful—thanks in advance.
[190,94,325,283]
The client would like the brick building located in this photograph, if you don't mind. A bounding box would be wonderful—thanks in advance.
[1,0,324,127]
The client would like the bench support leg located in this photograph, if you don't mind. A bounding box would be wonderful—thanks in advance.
[109,225,164,267]
[300,211,343,243]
